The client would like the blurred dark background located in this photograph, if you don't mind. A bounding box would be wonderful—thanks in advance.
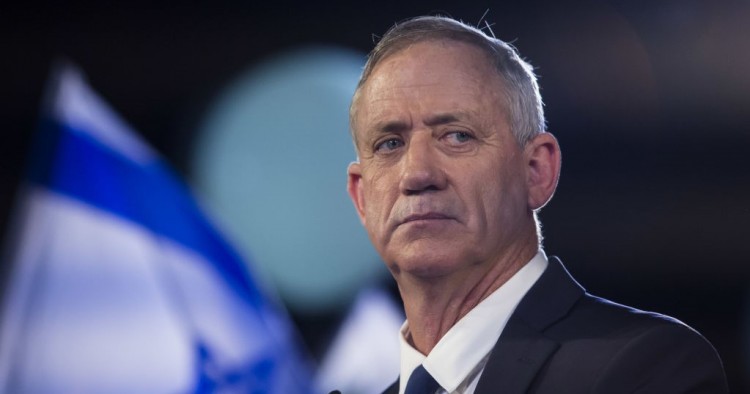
[2,0,748,391]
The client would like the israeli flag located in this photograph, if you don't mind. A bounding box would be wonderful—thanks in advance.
[0,65,312,393]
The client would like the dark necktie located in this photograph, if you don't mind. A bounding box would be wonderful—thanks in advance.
[405,364,442,394]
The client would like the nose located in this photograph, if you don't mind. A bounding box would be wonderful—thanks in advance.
[399,134,447,195]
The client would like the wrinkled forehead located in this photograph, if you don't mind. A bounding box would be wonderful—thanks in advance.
[377,41,492,79]
[350,40,509,138]
[362,39,499,95]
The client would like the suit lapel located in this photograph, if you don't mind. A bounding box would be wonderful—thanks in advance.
[474,319,558,393]
[475,257,584,394]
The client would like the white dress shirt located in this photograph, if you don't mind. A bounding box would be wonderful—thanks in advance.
[397,251,549,394]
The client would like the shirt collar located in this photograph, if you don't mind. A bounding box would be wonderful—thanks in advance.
[398,250,549,393]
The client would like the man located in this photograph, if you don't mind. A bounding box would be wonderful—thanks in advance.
[345,15,728,393]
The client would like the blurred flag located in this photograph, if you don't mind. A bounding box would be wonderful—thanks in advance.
[315,288,402,394]
[0,64,312,393]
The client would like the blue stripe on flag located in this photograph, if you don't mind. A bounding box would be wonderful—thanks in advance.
[29,119,265,309]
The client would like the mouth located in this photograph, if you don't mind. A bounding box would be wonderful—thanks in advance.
[401,212,453,224]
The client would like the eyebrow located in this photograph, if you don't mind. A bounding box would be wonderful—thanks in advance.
[424,113,462,127]
[370,112,471,135]
[373,120,410,134]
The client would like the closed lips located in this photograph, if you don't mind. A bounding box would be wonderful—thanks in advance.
[402,213,452,223]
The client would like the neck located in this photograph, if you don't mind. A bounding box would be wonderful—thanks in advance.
[399,232,539,355]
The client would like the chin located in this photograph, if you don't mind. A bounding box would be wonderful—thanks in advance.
[389,247,467,279]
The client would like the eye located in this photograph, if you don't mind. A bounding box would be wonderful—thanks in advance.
[374,138,404,153]
[444,131,474,144]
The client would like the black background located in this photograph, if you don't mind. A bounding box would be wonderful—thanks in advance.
[2,0,749,391]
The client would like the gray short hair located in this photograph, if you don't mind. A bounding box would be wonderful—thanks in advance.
[350,15,545,146]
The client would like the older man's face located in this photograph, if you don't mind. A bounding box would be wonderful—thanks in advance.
[347,41,535,278]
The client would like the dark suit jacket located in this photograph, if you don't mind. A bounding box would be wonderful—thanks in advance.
[383,257,728,393]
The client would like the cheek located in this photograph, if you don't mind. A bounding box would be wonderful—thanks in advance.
[361,173,392,226]
[498,174,529,224]
[473,162,527,224]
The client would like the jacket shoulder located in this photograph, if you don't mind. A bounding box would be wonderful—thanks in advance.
[535,293,729,393]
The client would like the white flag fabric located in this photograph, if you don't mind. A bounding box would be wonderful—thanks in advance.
[0,65,312,393]
[315,288,403,394]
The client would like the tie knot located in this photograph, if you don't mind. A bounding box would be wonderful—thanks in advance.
[405,365,441,394]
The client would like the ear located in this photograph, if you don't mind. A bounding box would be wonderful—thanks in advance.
[347,161,367,225]
[524,132,561,210]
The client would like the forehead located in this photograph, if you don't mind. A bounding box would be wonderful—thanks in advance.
[353,40,506,131]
